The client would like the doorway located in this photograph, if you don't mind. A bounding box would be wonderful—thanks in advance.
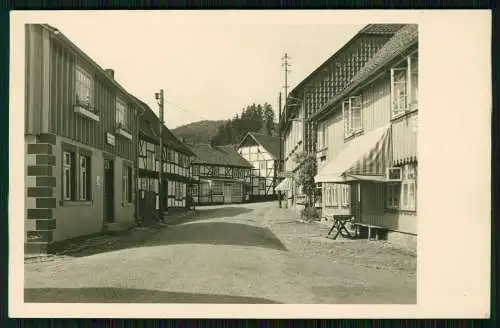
[350,182,362,222]
[104,159,115,223]
[223,182,232,203]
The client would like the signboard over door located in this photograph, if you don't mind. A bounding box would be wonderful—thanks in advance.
[106,132,116,146]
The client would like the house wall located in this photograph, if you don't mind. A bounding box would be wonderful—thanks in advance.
[24,24,140,253]
[191,163,251,205]
[53,136,135,242]
[238,143,276,197]
[315,51,419,235]
[47,36,137,162]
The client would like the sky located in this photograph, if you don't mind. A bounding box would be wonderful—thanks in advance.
[22,12,365,129]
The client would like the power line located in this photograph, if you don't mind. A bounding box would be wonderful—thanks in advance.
[164,100,212,122]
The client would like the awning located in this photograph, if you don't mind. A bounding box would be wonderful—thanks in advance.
[275,177,292,191]
[315,124,391,183]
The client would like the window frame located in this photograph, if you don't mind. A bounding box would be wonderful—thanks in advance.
[75,65,95,110]
[342,96,363,138]
[115,97,128,129]
[79,155,91,201]
[390,53,418,119]
[63,151,75,201]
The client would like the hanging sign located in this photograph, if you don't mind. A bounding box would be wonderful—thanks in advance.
[106,132,116,146]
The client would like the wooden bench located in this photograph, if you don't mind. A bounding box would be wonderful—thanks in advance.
[352,222,388,240]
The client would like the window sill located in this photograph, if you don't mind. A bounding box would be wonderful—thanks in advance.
[122,202,134,207]
[344,130,363,142]
[74,105,100,122]
[60,200,93,207]
[385,207,417,213]
[391,108,418,122]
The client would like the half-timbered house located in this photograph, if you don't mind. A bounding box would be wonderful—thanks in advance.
[24,24,142,253]
[279,24,403,212]
[311,24,418,243]
[237,132,281,201]
[189,144,253,205]
[136,98,195,223]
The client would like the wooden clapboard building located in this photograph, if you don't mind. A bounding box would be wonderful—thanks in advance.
[279,24,404,212]
[237,132,281,201]
[136,99,195,223]
[189,144,253,205]
[311,24,418,242]
[24,24,142,253]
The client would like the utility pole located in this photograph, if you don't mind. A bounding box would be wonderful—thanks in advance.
[155,89,165,223]
[281,53,291,102]
[278,91,282,208]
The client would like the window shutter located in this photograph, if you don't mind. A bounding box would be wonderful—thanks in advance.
[350,96,362,131]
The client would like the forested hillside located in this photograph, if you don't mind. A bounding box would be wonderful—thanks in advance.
[172,103,278,146]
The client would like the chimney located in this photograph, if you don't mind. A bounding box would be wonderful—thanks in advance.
[104,69,114,79]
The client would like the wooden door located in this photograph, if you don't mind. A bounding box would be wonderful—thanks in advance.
[223,182,232,203]
[104,159,114,223]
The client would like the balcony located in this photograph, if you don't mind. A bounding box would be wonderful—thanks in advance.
[74,100,100,122]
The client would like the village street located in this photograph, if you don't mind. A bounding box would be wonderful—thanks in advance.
[24,202,416,304]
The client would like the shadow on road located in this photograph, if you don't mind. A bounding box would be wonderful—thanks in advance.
[173,206,253,224]
[62,220,288,258]
[24,287,280,303]
[145,221,288,252]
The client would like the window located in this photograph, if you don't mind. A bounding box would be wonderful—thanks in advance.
[63,151,75,200]
[146,150,155,171]
[391,53,418,118]
[324,184,350,207]
[192,165,199,176]
[192,184,199,196]
[123,165,133,203]
[259,178,265,190]
[260,161,266,171]
[116,98,127,128]
[175,182,183,200]
[79,155,91,200]
[212,181,223,194]
[342,96,362,138]
[75,66,94,109]
[318,122,328,149]
[219,167,225,176]
[386,163,417,211]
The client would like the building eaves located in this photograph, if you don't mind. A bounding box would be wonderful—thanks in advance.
[309,24,418,123]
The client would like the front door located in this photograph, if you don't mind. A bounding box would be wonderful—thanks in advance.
[104,159,115,223]
[350,182,362,222]
[223,182,232,203]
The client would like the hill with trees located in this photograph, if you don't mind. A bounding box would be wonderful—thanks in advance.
[172,103,278,146]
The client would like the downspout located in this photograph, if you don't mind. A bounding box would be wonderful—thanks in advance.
[135,105,145,225]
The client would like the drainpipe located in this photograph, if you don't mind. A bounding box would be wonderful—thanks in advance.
[135,105,145,225]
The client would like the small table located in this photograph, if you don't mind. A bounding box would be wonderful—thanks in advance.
[326,215,354,240]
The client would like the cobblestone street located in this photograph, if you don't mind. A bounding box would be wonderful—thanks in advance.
[24,202,416,304]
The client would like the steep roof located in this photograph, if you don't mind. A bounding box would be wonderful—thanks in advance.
[189,144,253,168]
[132,95,195,156]
[237,132,282,159]
[287,24,405,98]
[311,24,418,122]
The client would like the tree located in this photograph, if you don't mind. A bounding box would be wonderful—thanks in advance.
[293,151,318,219]
[263,103,275,136]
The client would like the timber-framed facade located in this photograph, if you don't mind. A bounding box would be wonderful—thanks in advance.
[189,144,253,205]
[237,132,281,201]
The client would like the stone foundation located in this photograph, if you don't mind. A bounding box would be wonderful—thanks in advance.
[25,133,57,254]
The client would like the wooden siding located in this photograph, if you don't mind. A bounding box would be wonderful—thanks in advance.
[359,182,417,234]
[360,76,391,132]
[48,37,136,161]
[392,111,418,164]
[25,25,50,135]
